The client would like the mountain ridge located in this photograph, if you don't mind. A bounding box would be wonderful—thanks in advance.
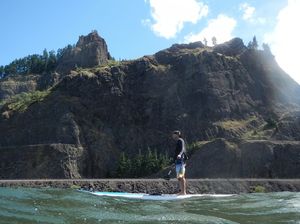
[0,32,300,179]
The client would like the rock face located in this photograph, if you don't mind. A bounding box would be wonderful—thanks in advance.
[186,139,300,178]
[0,73,59,101]
[56,31,111,74]
[0,31,110,101]
[0,36,300,179]
[0,144,83,179]
[213,38,247,56]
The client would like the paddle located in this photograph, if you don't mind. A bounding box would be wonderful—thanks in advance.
[163,164,175,180]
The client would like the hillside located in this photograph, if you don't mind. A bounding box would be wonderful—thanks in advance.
[0,32,300,179]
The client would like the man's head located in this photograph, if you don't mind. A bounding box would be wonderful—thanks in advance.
[172,130,181,140]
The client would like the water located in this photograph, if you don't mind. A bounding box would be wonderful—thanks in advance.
[0,187,299,224]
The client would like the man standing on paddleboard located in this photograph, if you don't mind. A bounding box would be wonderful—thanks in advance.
[172,130,187,195]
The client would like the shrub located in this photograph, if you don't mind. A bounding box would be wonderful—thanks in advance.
[264,118,277,130]
[5,90,50,112]
[252,185,266,193]
[116,149,172,178]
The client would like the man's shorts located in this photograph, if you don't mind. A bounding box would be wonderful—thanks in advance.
[175,162,186,178]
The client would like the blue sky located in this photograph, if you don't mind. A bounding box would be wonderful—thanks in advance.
[0,0,299,83]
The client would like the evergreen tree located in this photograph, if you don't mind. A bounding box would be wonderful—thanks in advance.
[0,66,4,78]
[43,49,49,71]
[47,50,57,72]
[115,148,171,178]
[252,36,258,49]
[247,40,253,48]
[131,149,143,177]
[116,152,131,177]
[248,36,258,49]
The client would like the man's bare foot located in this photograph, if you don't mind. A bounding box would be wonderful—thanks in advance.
[177,192,187,195]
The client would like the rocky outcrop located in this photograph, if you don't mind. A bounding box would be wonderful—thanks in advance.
[56,31,111,74]
[0,37,300,179]
[0,75,38,100]
[186,139,300,178]
[0,144,83,179]
[213,38,247,56]
[0,73,60,101]
[273,111,300,140]
[0,31,110,100]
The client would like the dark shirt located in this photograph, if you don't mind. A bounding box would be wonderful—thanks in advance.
[174,138,186,164]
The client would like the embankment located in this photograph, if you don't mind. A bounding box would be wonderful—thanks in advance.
[1,179,300,194]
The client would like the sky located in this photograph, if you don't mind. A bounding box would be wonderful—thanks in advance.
[0,0,299,84]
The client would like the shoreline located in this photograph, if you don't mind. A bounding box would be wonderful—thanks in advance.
[1,179,300,194]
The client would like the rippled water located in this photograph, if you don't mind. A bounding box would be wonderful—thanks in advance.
[0,187,300,224]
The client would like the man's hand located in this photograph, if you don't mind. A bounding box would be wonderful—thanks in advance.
[177,154,181,159]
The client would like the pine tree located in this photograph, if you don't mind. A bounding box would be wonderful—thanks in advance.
[252,36,258,49]
[116,152,131,177]
[248,36,258,49]
[0,66,4,78]
[47,50,57,72]
[43,49,49,71]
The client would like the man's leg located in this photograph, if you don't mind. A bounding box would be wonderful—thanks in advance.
[178,177,186,195]
[182,177,186,195]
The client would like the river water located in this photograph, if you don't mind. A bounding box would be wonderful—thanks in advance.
[0,187,299,223]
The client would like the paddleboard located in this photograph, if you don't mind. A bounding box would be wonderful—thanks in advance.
[80,190,234,201]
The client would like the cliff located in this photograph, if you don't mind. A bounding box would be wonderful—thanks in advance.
[0,31,111,101]
[56,31,111,74]
[0,35,300,179]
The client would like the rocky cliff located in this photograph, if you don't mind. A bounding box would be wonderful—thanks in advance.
[0,35,300,179]
[0,31,111,101]
[56,31,111,74]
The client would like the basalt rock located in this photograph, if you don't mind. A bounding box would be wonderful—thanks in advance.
[56,31,111,74]
[0,73,60,102]
[213,37,247,56]
[186,138,300,178]
[0,31,110,101]
[0,37,300,179]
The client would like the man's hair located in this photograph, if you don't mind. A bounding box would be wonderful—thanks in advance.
[173,130,182,137]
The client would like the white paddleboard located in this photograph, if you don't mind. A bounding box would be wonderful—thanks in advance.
[81,190,234,201]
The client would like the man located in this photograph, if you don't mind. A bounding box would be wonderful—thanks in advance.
[172,130,187,195]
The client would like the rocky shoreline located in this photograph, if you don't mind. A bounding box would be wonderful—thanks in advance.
[1,179,300,194]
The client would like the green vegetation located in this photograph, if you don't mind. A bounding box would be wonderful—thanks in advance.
[70,184,81,189]
[0,49,57,77]
[82,59,122,75]
[251,185,266,193]
[0,45,75,78]
[215,116,257,131]
[3,90,51,112]
[73,68,96,78]
[116,149,172,178]
[243,128,272,140]
[248,36,258,49]
[186,141,210,156]
[264,118,278,130]
[242,117,278,140]
[225,141,238,150]
[106,59,121,67]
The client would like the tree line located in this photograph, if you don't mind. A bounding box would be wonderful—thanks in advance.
[202,35,272,55]
[116,148,172,178]
[0,45,74,78]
